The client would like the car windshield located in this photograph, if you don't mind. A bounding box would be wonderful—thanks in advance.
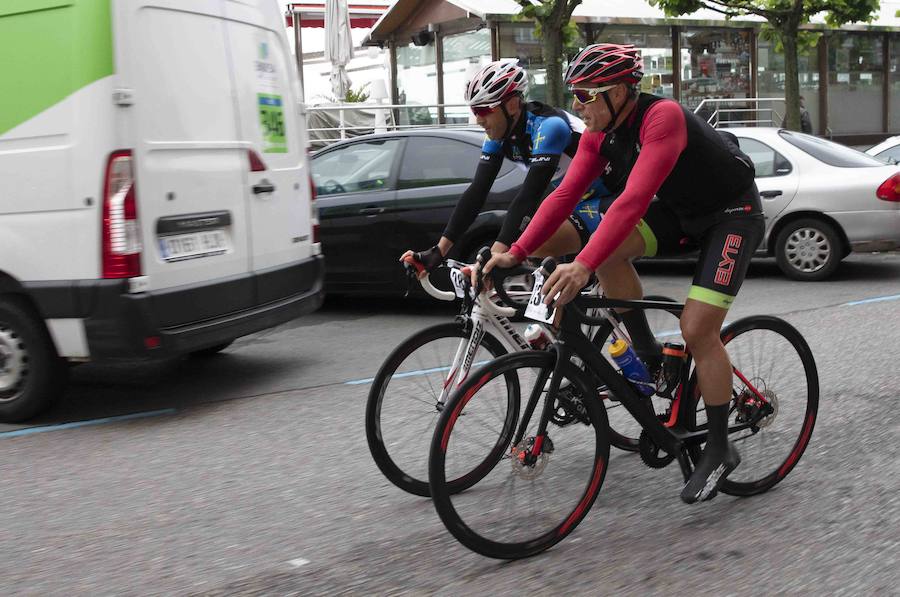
[779,131,885,168]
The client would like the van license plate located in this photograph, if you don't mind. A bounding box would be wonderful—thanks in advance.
[158,230,228,261]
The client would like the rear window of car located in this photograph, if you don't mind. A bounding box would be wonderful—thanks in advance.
[779,131,885,168]
[875,145,900,164]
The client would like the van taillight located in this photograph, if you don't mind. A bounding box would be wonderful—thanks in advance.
[249,149,267,172]
[309,174,319,243]
[102,150,142,278]
[876,172,900,202]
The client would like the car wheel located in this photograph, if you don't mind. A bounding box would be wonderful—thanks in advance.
[0,296,67,422]
[775,218,843,281]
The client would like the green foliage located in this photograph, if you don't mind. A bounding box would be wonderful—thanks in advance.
[344,83,370,103]
[649,0,879,28]
[759,26,821,53]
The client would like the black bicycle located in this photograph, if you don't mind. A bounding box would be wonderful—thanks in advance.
[366,256,680,497]
[428,257,819,559]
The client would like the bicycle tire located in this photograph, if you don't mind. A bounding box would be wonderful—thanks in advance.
[365,322,515,497]
[684,315,819,496]
[429,350,610,559]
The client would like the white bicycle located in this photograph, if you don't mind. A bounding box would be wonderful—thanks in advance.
[364,254,679,497]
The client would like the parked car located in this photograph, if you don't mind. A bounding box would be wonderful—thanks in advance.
[311,129,528,294]
[730,128,900,280]
[0,0,324,422]
[865,135,900,164]
[313,127,900,293]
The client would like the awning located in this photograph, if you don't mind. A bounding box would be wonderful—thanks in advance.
[366,0,900,43]
[285,1,390,28]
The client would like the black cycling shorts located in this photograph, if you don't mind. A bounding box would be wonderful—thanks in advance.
[649,184,765,309]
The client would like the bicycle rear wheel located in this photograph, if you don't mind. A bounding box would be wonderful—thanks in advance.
[685,315,818,496]
[430,350,610,559]
[366,322,516,497]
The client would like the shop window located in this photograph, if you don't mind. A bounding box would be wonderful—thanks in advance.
[828,33,884,135]
[680,28,752,119]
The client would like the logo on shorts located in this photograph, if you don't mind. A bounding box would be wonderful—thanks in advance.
[723,205,753,215]
[715,234,743,286]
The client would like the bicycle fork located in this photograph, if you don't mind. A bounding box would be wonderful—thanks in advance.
[510,344,571,465]
[438,310,489,408]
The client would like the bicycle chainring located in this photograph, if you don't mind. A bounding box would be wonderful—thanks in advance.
[638,415,676,469]
[550,385,590,427]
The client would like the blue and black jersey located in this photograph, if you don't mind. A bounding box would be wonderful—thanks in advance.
[443,101,606,247]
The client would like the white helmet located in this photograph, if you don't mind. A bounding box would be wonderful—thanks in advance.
[464,59,528,108]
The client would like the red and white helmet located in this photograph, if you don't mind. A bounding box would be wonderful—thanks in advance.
[465,59,528,107]
[564,43,644,87]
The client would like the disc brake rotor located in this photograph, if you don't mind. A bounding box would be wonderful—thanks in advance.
[509,436,552,480]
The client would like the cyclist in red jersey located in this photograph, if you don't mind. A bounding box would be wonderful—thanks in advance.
[481,43,765,503]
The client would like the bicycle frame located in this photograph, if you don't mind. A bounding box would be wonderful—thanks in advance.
[519,295,774,483]
[415,261,616,408]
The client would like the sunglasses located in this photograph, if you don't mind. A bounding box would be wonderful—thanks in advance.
[471,104,498,117]
[571,85,617,105]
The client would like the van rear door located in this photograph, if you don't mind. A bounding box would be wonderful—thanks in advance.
[222,0,315,275]
[114,0,252,307]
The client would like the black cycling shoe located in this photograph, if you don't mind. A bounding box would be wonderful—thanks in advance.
[680,441,741,504]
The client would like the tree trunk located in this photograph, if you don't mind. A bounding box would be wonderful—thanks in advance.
[541,20,565,107]
[781,22,801,131]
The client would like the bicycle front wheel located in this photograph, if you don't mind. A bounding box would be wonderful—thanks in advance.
[430,350,610,559]
[685,315,819,496]
[365,322,514,497]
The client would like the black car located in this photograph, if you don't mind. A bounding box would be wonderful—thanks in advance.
[311,129,528,294]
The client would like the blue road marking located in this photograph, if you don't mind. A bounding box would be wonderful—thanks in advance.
[842,294,900,307]
[0,408,177,439]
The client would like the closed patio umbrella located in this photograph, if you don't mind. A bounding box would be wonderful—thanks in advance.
[325,0,354,100]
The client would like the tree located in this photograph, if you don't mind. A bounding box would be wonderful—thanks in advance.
[650,0,879,132]
[513,0,583,107]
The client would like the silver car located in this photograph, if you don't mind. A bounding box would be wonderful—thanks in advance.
[729,128,900,281]
[865,135,900,164]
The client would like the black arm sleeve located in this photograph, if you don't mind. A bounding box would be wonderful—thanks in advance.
[495,154,560,246]
[442,153,504,243]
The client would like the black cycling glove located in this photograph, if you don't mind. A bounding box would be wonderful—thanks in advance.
[413,245,444,272]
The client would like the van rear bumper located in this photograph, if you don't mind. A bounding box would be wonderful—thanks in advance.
[25,256,325,360]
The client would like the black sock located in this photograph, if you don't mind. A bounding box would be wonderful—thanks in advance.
[704,403,731,452]
[620,310,661,365]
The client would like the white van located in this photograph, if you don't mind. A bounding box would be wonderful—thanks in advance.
[0,0,324,422]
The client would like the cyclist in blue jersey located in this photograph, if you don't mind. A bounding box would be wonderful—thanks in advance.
[401,59,609,273]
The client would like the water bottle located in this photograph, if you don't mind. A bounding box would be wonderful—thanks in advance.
[608,339,655,396]
[524,323,550,350]
[661,342,687,393]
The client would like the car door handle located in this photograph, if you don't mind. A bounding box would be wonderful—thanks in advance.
[252,180,276,195]
[760,190,783,198]
[359,207,385,215]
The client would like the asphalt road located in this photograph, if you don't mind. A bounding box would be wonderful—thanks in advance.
[1,253,898,595]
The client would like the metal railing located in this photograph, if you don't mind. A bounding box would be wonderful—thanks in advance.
[306,102,477,146]
[306,97,791,147]
[693,97,786,128]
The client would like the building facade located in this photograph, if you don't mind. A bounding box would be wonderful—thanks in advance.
[364,0,900,145]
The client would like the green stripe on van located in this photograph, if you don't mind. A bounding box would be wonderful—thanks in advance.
[0,0,113,136]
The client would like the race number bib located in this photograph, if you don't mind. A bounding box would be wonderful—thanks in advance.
[449,267,469,299]
[524,271,556,324]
